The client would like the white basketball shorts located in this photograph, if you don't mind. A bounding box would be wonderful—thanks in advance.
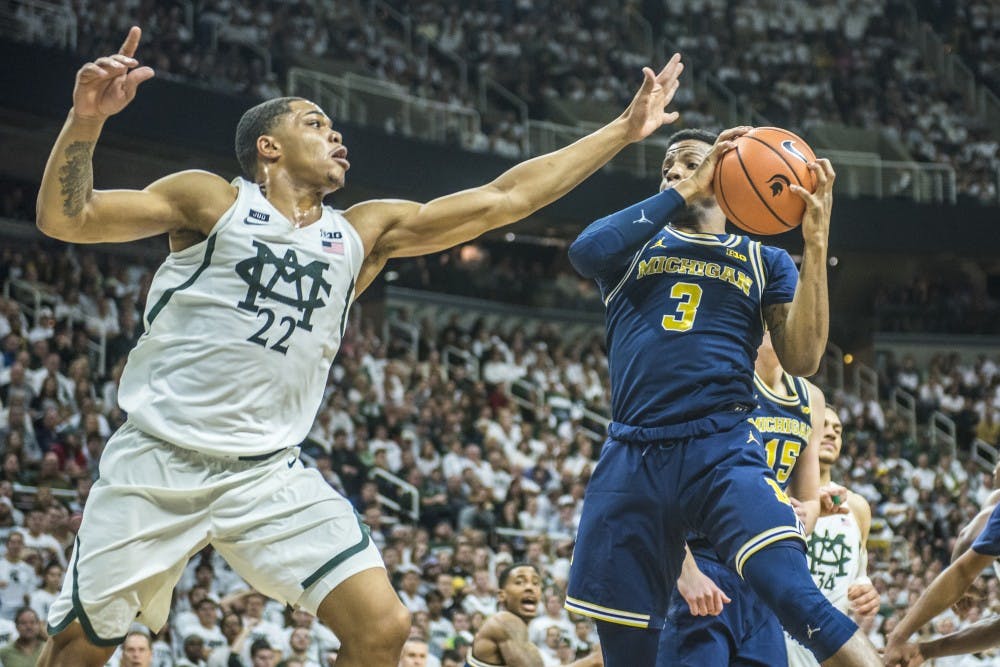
[786,632,821,667]
[47,421,383,645]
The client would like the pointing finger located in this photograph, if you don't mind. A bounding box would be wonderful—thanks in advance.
[119,26,142,58]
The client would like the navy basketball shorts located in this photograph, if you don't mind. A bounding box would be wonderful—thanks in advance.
[659,557,786,666]
[566,413,803,630]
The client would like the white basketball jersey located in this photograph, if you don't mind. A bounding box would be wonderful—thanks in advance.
[119,178,364,457]
[786,510,865,667]
[805,511,864,613]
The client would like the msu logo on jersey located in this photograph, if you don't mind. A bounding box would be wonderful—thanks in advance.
[235,240,332,351]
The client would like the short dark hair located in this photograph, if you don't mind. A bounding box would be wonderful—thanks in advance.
[250,638,272,657]
[234,97,304,180]
[664,128,717,150]
[498,562,538,588]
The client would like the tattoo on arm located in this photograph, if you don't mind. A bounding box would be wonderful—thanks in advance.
[59,141,94,217]
[764,303,789,338]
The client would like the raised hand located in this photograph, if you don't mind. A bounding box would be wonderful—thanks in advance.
[621,54,685,143]
[674,125,752,202]
[790,159,835,247]
[818,482,850,516]
[73,26,155,121]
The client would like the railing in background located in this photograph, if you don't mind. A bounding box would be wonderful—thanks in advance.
[288,68,481,146]
[0,0,76,50]
[385,316,419,360]
[579,406,610,444]
[510,378,544,415]
[443,345,480,382]
[972,438,998,474]
[369,467,420,523]
[821,342,845,394]
[890,387,918,442]
[929,410,957,459]
[853,362,879,402]
[824,150,957,204]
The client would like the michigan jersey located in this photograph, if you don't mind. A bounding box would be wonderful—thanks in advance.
[750,372,814,492]
[119,178,364,457]
[598,226,797,427]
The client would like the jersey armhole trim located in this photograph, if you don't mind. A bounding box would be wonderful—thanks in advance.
[603,236,656,306]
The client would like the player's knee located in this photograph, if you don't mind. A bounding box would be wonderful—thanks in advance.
[742,541,857,662]
[361,601,410,654]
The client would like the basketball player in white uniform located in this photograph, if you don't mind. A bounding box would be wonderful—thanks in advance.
[785,406,879,667]
[33,26,686,667]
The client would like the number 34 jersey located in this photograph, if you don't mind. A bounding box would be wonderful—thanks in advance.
[119,178,364,457]
[598,225,798,427]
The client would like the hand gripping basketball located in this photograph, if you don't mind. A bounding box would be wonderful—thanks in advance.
[790,159,835,247]
[73,26,155,122]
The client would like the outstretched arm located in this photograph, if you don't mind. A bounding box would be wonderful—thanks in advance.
[568,126,750,280]
[884,547,994,665]
[36,27,231,244]
[764,160,835,377]
[347,56,685,289]
[918,615,1000,662]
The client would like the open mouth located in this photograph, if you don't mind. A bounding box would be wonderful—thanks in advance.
[330,146,350,169]
[520,597,538,614]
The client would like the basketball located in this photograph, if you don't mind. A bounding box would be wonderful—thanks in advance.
[713,127,818,235]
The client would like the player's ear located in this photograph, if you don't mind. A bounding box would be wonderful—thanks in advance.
[257,134,282,163]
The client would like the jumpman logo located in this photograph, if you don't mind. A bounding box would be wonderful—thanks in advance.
[747,431,760,446]
[807,624,821,639]
[633,209,653,224]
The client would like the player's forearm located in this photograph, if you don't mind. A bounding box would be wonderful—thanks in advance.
[780,239,828,376]
[499,641,545,667]
[798,498,819,535]
[888,555,984,644]
[919,615,1000,659]
[492,118,632,224]
[568,188,684,278]
[36,110,105,237]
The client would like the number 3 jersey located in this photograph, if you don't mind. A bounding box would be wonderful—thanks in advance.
[119,178,363,457]
[597,226,798,427]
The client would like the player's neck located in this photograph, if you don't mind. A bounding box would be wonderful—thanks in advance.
[755,360,784,392]
[258,172,325,228]
[819,465,832,486]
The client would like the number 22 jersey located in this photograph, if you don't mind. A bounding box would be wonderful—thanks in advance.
[119,178,363,457]
[597,225,798,428]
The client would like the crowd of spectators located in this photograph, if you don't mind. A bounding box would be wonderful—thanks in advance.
[913,0,1000,97]
[8,0,998,203]
[0,236,999,665]
[661,0,999,203]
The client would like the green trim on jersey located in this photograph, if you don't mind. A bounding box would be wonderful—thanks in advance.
[146,233,219,325]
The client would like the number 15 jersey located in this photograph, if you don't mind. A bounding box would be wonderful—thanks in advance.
[597,225,798,427]
[119,178,364,457]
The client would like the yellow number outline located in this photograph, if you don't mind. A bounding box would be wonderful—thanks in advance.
[661,282,703,332]
[763,438,802,485]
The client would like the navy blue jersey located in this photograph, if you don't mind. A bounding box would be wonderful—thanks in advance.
[749,372,814,491]
[973,504,1000,556]
[595,226,798,426]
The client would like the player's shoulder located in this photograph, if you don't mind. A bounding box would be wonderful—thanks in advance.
[479,610,526,640]
[147,169,237,229]
[845,489,871,523]
[343,198,421,255]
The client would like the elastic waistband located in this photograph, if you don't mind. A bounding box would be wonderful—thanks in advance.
[608,405,751,443]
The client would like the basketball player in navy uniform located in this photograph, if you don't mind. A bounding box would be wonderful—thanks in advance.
[564,128,881,666]
[785,406,879,667]
[33,27,686,667]
[467,564,601,667]
[659,330,825,665]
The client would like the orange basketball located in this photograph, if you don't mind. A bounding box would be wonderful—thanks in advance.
[713,127,818,235]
